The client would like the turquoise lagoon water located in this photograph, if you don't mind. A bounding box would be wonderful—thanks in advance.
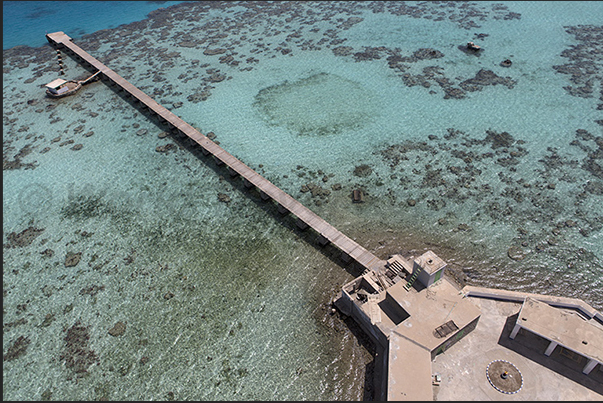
[3,1,603,400]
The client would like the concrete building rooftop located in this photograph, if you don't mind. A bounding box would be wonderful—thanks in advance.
[388,332,433,401]
[386,279,481,352]
[337,266,603,400]
[516,297,603,364]
[413,250,446,275]
[431,295,603,401]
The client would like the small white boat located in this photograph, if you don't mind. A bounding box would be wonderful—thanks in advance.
[45,78,81,98]
[44,71,101,98]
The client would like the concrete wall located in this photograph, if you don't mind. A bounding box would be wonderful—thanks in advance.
[462,285,602,323]
[431,316,480,360]
[416,265,446,288]
[334,287,389,348]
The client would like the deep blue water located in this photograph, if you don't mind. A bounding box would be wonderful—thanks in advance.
[2,1,185,49]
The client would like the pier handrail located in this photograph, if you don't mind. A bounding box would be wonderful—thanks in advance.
[461,285,603,322]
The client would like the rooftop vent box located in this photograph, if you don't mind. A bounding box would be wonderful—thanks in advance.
[413,250,447,288]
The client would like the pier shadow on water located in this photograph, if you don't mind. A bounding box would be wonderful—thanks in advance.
[49,43,382,400]
[79,59,369,281]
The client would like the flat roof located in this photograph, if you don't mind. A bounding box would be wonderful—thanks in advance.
[414,250,446,274]
[382,279,481,400]
[45,78,66,89]
[517,297,603,363]
[386,278,481,351]
[388,332,433,401]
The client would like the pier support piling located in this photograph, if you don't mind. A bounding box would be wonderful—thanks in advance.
[227,167,239,177]
[242,178,254,189]
[317,235,330,246]
[296,218,309,230]
[341,252,351,263]
[258,189,270,201]
[277,203,289,215]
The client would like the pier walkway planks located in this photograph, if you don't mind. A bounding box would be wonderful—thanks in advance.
[46,31,386,273]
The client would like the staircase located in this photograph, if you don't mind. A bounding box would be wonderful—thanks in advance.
[387,259,406,276]
[383,258,408,285]
[403,271,419,291]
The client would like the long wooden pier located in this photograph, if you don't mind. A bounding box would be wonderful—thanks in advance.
[46,31,386,273]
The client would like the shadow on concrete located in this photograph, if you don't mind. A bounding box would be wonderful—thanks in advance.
[497,313,603,395]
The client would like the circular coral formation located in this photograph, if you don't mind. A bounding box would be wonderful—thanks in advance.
[253,73,379,136]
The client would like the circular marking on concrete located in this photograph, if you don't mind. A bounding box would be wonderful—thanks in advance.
[486,359,523,394]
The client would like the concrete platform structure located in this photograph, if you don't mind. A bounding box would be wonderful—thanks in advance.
[335,257,603,400]
[432,295,603,401]
[335,252,482,400]
[509,297,602,375]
